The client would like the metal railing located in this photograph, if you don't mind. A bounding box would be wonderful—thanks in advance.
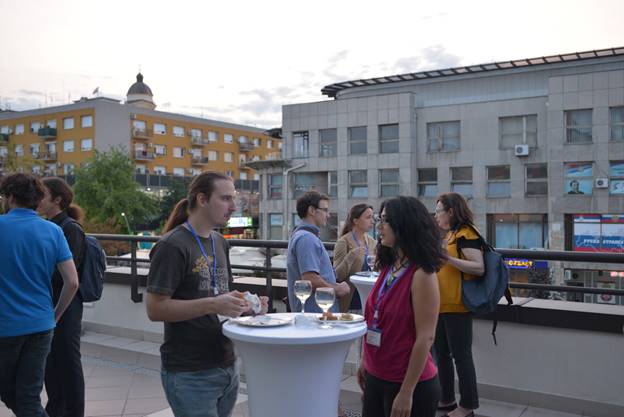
[91,234,624,309]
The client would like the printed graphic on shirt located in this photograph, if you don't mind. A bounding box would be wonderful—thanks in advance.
[192,255,229,293]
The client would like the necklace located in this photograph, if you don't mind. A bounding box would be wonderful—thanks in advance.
[387,259,409,286]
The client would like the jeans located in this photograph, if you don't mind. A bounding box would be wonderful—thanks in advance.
[433,312,479,409]
[362,372,440,417]
[161,363,239,417]
[0,329,54,417]
[45,296,85,417]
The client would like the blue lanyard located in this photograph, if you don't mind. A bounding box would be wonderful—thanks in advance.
[372,264,410,325]
[186,221,218,294]
[352,232,369,269]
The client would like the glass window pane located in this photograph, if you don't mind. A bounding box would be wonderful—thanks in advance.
[495,220,519,248]
[350,141,367,154]
[418,184,438,197]
[565,163,593,177]
[487,182,511,197]
[381,184,400,197]
[380,169,399,183]
[451,183,473,197]
[380,141,399,153]
[350,170,367,184]
[348,126,367,141]
[350,186,369,198]
[451,167,472,181]
[527,164,547,179]
[379,124,398,140]
[519,222,543,249]
[418,168,437,182]
[488,166,510,180]
[567,109,592,126]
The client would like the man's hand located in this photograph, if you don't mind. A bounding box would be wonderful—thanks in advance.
[213,291,249,318]
[334,281,351,298]
[258,296,269,315]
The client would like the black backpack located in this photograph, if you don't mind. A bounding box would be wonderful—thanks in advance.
[60,217,107,302]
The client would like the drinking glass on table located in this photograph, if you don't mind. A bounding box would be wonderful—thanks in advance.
[366,255,376,277]
[315,287,336,329]
[293,280,312,315]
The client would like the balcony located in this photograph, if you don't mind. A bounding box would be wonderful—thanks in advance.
[41,152,57,161]
[37,127,57,140]
[132,128,153,140]
[134,150,155,160]
[0,133,8,142]
[190,136,209,146]
[238,141,255,152]
[191,155,209,165]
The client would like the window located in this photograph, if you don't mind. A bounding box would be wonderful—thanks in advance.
[46,164,57,175]
[565,162,593,195]
[379,169,400,197]
[328,171,337,198]
[224,133,233,144]
[154,123,166,135]
[173,168,185,176]
[224,152,233,163]
[293,173,318,199]
[63,140,75,153]
[32,165,41,175]
[63,118,74,130]
[565,109,592,143]
[269,174,282,199]
[173,126,185,137]
[499,115,537,149]
[267,139,273,149]
[226,170,234,177]
[487,165,511,197]
[572,214,624,252]
[451,167,473,197]
[208,150,218,161]
[47,119,56,129]
[609,161,624,195]
[488,214,548,249]
[0,146,7,157]
[31,121,42,132]
[81,138,93,151]
[268,213,283,240]
[526,164,548,196]
[348,126,367,155]
[293,131,309,158]
[190,128,202,139]
[0,126,8,134]
[81,115,93,128]
[417,168,438,197]
[190,168,201,176]
[428,121,460,152]
[254,174,260,181]
[239,135,248,144]
[253,137,261,147]
[64,164,75,175]
[320,129,337,157]
[154,145,167,156]
[379,124,399,154]
[239,172,247,180]
[30,143,40,157]
[610,107,624,141]
[208,131,218,142]
[133,120,146,130]
[173,147,184,158]
[154,166,166,175]
[349,170,368,198]
[190,148,201,158]
[135,164,147,174]
[46,143,56,155]
[15,124,24,135]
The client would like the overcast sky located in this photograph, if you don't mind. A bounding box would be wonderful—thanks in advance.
[1,0,623,128]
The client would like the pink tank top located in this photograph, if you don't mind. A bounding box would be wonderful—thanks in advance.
[363,263,438,383]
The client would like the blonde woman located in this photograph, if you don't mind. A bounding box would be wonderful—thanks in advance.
[333,204,376,312]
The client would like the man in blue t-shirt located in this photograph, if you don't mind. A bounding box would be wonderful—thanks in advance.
[287,191,350,313]
[0,173,79,417]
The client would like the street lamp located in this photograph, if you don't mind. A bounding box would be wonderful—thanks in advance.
[121,212,133,235]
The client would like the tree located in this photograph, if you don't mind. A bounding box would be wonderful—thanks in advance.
[73,148,157,232]
[158,175,191,225]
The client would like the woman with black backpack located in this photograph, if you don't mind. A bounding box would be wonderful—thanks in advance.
[38,177,86,417]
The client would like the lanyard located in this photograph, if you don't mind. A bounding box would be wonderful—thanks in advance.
[351,232,369,270]
[186,221,218,294]
[372,264,410,325]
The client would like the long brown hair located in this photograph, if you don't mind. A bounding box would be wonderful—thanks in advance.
[436,192,474,231]
[162,171,232,233]
[42,177,85,223]
[340,203,373,236]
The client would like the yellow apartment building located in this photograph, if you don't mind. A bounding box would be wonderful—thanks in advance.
[0,73,281,184]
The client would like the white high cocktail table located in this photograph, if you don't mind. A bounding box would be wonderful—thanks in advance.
[223,313,366,417]
[350,274,379,315]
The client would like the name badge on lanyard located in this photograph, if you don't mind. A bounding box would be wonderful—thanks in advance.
[186,221,219,295]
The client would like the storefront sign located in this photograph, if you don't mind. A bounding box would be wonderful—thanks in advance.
[227,217,253,228]
[573,214,624,253]
[505,259,548,269]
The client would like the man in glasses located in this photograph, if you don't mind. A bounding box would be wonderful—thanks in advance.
[286,191,350,313]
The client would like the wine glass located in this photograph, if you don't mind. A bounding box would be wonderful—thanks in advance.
[293,280,312,315]
[366,255,376,277]
[315,287,336,329]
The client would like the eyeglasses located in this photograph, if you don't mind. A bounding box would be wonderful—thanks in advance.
[315,207,329,213]
[374,214,390,224]
[435,208,447,214]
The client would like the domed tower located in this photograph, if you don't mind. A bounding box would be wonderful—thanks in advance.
[126,73,156,110]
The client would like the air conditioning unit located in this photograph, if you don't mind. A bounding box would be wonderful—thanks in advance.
[514,144,530,156]
[595,177,609,188]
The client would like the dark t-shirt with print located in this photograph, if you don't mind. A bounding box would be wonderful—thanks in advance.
[147,225,235,372]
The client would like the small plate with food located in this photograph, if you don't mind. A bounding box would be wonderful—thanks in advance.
[230,315,293,327]
[315,312,365,324]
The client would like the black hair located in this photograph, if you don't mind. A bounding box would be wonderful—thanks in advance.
[296,190,329,219]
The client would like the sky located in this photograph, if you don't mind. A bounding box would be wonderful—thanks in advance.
[1,0,623,128]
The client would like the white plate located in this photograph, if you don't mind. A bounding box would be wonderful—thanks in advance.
[230,316,293,328]
[314,313,365,324]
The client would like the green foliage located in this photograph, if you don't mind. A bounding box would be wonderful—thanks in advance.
[73,148,157,232]
[158,175,190,223]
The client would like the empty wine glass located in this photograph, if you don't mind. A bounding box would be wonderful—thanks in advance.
[315,287,336,329]
[293,280,312,315]
[366,255,376,277]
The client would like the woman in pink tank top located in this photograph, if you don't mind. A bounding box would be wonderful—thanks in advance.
[358,196,445,417]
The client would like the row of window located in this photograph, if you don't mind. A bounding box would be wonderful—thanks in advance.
[0,139,93,157]
[132,145,264,165]
[0,116,93,135]
[133,165,258,180]
[131,120,276,149]
[290,107,624,157]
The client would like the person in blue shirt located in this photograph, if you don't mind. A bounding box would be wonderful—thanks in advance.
[287,191,350,314]
[0,173,79,417]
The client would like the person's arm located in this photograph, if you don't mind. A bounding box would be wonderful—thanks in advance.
[390,269,440,417]
[447,236,485,276]
[55,259,80,322]
[333,238,365,282]
[299,271,350,298]
[295,234,350,297]
[145,291,249,322]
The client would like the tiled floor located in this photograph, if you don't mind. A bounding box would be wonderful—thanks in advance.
[0,331,589,417]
